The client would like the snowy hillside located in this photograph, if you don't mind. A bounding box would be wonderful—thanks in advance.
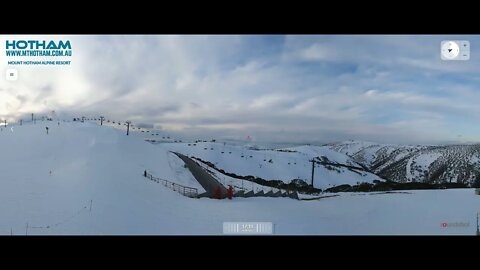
[0,121,208,234]
[327,141,480,185]
[326,140,423,167]
[161,142,384,190]
[1,122,479,235]
[326,140,382,160]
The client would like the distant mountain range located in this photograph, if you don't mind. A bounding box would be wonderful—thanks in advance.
[326,140,480,186]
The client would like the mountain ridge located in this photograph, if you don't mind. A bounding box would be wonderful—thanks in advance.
[326,140,480,186]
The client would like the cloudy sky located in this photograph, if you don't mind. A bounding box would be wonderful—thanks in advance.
[2,35,480,144]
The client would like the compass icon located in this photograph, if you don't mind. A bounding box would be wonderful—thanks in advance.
[441,40,470,61]
[441,41,460,59]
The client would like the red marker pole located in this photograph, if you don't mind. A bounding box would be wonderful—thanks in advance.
[227,185,233,200]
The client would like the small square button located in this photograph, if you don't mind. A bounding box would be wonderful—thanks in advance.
[459,40,470,49]
[459,51,470,60]
[6,69,18,81]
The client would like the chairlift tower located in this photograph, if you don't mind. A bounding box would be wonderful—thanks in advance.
[125,121,131,136]
[309,159,316,187]
[477,212,479,236]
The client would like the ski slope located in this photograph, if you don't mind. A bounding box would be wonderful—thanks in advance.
[161,142,383,189]
[1,122,479,235]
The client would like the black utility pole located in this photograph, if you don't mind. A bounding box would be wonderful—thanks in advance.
[31,113,34,122]
[477,212,479,236]
[126,121,131,136]
[99,116,105,126]
[310,159,315,187]
[3,120,6,127]
[20,119,22,126]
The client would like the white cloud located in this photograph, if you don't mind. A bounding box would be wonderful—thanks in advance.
[2,35,480,144]
[250,94,291,109]
[298,43,338,61]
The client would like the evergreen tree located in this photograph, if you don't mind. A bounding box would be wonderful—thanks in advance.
[473,174,480,188]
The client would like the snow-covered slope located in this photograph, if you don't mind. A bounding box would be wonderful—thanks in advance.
[161,142,384,190]
[326,140,423,167]
[327,141,480,185]
[0,121,208,234]
[326,140,381,160]
[1,122,479,235]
